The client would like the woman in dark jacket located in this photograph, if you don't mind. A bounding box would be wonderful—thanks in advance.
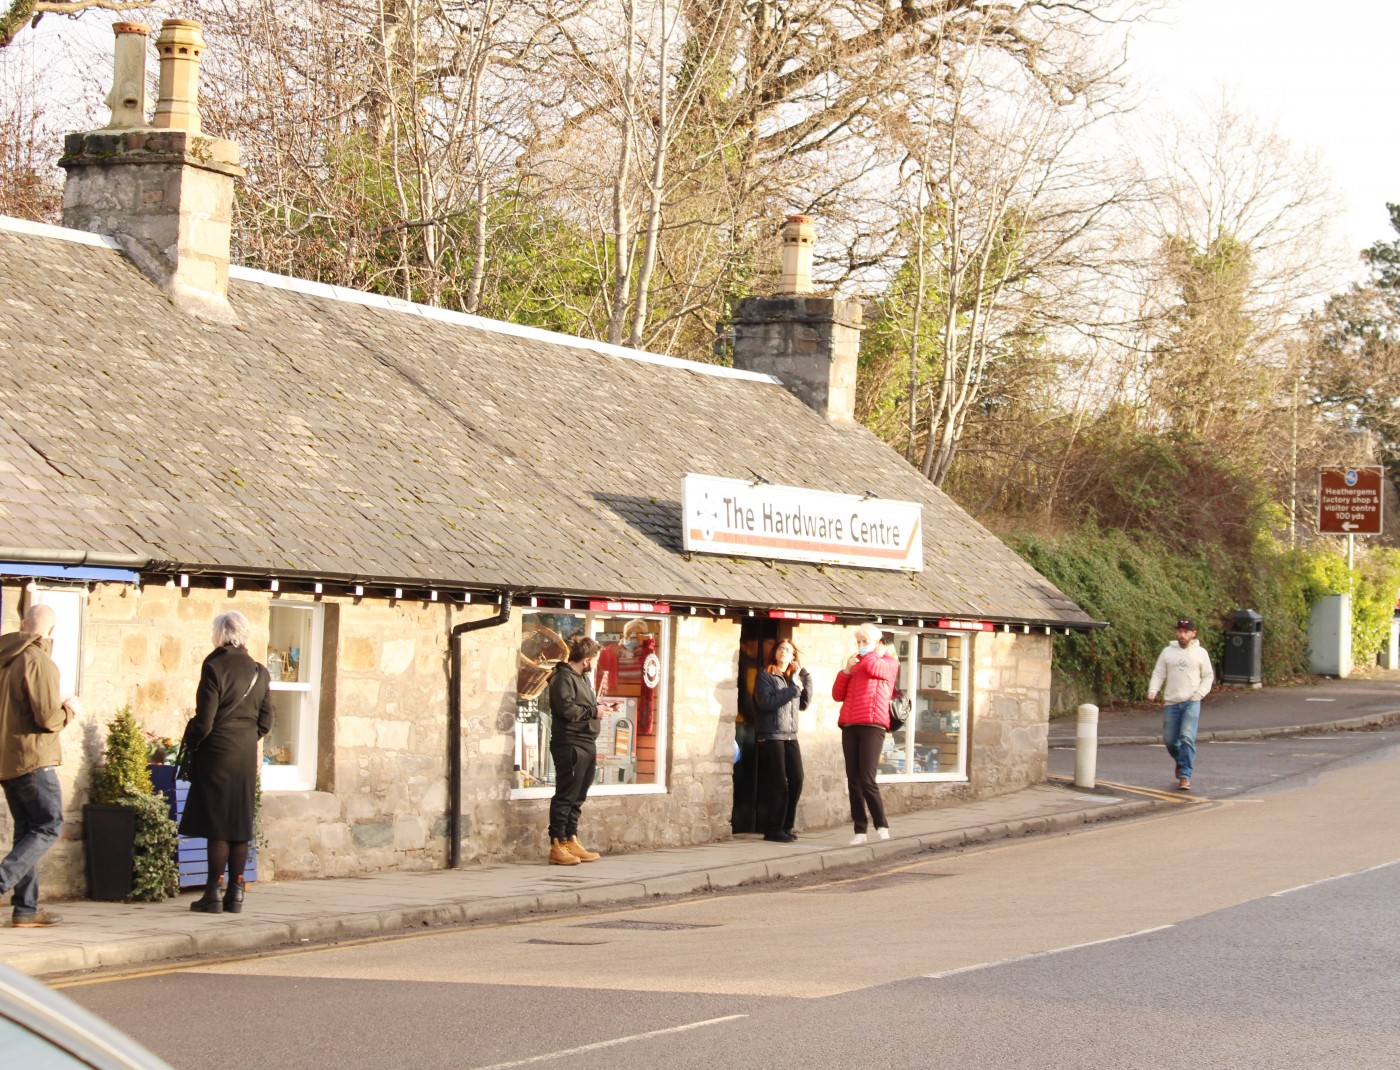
[754,639,811,843]
[547,635,602,866]
[182,611,274,914]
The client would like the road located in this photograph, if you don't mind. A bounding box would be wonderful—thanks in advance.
[60,729,1400,1069]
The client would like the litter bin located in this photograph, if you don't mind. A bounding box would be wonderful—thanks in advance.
[1222,608,1262,686]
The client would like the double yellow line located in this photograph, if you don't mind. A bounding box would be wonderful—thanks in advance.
[1091,778,1210,804]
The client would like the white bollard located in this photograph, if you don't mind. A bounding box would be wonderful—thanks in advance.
[1075,703,1099,789]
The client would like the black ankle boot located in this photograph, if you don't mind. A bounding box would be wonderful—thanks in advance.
[190,885,223,913]
[223,876,244,914]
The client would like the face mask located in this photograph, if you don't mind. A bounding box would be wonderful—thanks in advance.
[857,643,873,656]
[623,637,639,651]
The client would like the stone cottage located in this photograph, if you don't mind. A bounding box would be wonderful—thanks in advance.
[0,20,1099,898]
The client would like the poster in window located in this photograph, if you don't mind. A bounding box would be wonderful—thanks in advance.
[596,698,632,757]
[33,587,83,696]
[614,719,632,758]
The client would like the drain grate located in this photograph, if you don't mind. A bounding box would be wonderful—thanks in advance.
[576,919,720,932]
[824,871,951,892]
[524,938,609,946]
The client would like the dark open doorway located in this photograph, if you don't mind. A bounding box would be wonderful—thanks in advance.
[731,615,790,834]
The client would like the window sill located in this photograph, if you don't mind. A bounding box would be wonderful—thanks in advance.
[262,776,320,793]
[510,783,667,802]
[876,773,969,784]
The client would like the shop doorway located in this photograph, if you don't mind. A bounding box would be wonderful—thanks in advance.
[732,616,788,834]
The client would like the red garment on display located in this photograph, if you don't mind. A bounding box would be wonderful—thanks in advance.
[594,638,657,735]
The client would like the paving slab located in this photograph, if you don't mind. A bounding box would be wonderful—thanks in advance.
[0,781,1157,978]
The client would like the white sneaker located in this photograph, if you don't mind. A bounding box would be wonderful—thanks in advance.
[849,833,868,845]
[875,827,890,841]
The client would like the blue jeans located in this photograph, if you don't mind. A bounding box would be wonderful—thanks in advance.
[1162,701,1201,779]
[0,767,64,916]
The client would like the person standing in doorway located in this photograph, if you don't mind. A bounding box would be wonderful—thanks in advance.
[754,639,810,842]
[0,603,79,927]
[547,636,603,865]
[833,622,899,845]
[1147,617,1215,791]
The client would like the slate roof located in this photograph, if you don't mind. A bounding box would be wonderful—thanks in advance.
[0,217,1095,627]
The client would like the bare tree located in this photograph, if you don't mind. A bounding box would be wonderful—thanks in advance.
[858,19,1135,487]
[1,0,146,49]
[1134,97,1344,448]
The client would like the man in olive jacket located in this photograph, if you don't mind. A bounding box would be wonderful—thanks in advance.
[0,603,77,927]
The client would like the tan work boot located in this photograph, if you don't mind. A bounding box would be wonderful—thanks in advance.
[549,838,581,865]
[565,835,600,862]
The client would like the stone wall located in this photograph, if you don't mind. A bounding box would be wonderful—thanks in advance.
[0,582,1053,899]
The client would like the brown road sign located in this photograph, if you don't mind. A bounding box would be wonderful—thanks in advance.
[1318,465,1384,535]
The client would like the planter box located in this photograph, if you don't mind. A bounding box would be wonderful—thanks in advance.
[149,765,257,889]
[82,803,136,901]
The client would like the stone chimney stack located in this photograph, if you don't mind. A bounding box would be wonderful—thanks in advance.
[730,216,863,425]
[60,19,244,322]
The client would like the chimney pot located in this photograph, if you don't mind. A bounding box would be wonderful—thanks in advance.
[779,214,815,295]
[106,22,149,129]
[153,19,206,134]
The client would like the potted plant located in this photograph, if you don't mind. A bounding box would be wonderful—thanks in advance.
[84,707,179,901]
[144,726,260,889]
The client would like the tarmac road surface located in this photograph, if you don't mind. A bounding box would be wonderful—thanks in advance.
[63,727,1400,1070]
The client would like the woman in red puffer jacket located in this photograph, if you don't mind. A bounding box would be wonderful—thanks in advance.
[832,622,899,845]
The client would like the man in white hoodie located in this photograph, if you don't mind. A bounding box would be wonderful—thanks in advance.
[1147,617,1214,791]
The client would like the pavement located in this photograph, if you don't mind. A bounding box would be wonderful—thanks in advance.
[4,670,1397,981]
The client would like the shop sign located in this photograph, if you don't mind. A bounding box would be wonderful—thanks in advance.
[936,618,994,632]
[769,609,837,622]
[1318,466,1383,535]
[588,600,671,614]
[681,474,923,572]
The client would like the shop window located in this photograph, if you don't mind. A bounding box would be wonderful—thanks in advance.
[879,628,968,781]
[30,586,84,697]
[513,609,669,798]
[262,602,324,791]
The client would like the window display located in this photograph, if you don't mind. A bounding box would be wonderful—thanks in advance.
[879,628,967,780]
[514,609,668,796]
[263,602,322,791]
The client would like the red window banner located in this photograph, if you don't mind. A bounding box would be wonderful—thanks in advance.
[588,600,671,614]
[768,609,837,622]
[936,619,994,632]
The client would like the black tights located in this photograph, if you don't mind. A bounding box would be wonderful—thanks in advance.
[205,839,249,893]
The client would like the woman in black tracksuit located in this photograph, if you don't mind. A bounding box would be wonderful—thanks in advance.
[547,636,603,865]
[754,639,810,843]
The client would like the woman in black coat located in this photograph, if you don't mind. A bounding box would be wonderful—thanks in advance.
[182,611,274,914]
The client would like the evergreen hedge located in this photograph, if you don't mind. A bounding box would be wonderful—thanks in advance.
[1004,527,1334,711]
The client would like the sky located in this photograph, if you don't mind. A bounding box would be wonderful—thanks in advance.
[1123,0,1400,264]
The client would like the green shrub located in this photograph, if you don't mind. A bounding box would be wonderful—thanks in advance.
[90,707,154,805]
[1355,548,1400,663]
[91,707,178,902]
[129,792,180,901]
